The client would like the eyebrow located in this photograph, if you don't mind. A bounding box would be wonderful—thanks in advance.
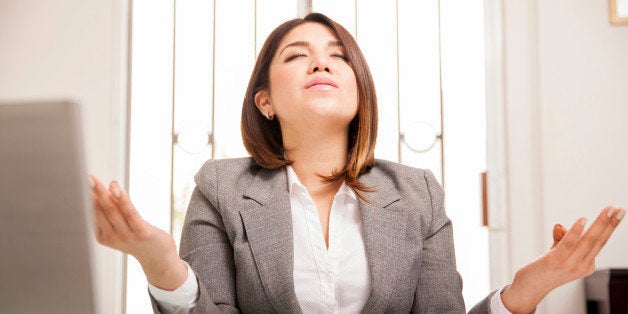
[279,40,344,55]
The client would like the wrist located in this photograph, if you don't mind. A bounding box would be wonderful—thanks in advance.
[501,267,549,314]
[138,252,188,291]
[500,284,536,314]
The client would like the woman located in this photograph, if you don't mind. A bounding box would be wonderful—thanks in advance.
[90,13,625,313]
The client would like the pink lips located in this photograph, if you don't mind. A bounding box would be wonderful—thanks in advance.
[305,77,338,90]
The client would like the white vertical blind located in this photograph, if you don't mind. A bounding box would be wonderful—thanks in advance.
[127,0,174,312]
[212,0,255,160]
[171,0,215,247]
[356,1,400,163]
[440,0,490,307]
[398,0,443,179]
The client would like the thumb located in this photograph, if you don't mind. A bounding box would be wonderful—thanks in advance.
[551,224,567,248]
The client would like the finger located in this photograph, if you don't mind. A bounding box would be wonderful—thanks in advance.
[582,207,625,262]
[552,224,567,248]
[91,176,131,234]
[554,224,567,241]
[108,181,144,233]
[88,174,95,190]
[105,180,134,234]
[95,226,103,241]
[570,206,619,262]
[90,176,116,227]
[554,217,587,259]
[92,192,113,235]
[90,175,110,205]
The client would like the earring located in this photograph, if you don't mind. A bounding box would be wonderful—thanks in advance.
[265,111,274,120]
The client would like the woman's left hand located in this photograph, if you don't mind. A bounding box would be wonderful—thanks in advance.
[500,206,625,314]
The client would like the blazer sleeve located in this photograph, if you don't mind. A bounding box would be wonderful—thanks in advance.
[150,162,240,313]
[411,169,465,313]
[410,169,495,313]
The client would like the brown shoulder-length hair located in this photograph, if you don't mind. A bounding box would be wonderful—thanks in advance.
[241,12,378,199]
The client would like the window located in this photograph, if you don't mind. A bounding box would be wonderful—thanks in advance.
[128,0,488,311]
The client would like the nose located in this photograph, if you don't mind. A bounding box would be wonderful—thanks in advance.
[308,55,332,74]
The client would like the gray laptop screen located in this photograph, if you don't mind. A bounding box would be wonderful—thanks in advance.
[0,101,96,314]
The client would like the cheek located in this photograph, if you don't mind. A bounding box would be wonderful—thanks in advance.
[344,67,358,98]
[272,68,292,85]
[269,69,298,104]
[348,78,359,111]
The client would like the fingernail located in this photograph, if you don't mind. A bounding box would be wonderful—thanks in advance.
[607,207,618,218]
[112,188,120,198]
[616,209,625,221]
[581,218,587,227]
[88,176,95,188]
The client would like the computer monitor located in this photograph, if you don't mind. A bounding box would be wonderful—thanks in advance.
[0,101,98,314]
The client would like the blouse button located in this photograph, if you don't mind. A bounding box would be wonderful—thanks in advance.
[325,274,333,283]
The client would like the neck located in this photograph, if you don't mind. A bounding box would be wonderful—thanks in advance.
[282,127,348,193]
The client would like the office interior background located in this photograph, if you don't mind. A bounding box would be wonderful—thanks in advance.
[1,0,627,313]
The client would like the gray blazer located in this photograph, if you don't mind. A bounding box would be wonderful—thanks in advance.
[151,157,496,313]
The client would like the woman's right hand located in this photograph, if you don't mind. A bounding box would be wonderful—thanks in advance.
[89,175,188,291]
[501,206,624,313]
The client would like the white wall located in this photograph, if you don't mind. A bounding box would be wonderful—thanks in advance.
[0,1,129,313]
[539,0,628,312]
[496,0,628,313]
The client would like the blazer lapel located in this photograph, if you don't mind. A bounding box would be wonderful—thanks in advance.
[237,164,408,312]
[239,167,302,313]
[359,168,407,312]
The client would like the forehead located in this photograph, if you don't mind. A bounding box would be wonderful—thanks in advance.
[279,22,339,48]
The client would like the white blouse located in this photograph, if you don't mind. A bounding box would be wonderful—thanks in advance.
[287,165,371,312]
[149,165,511,313]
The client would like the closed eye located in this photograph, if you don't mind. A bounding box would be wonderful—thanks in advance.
[284,53,307,62]
[331,53,348,61]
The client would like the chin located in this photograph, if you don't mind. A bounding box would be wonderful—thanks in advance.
[308,99,357,117]
[311,110,355,125]
[310,113,355,130]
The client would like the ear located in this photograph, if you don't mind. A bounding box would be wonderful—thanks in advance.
[254,89,272,116]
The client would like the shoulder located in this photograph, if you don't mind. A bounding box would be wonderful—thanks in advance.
[367,159,440,190]
[366,159,444,216]
[194,157,259,181]
[367,160,445,237]
[193,157,263,204]
[371,158,428,177]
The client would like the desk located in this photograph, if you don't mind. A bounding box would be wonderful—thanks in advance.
[586,269,628,314]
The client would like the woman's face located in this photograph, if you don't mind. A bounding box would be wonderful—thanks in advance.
[260,22,358,136]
